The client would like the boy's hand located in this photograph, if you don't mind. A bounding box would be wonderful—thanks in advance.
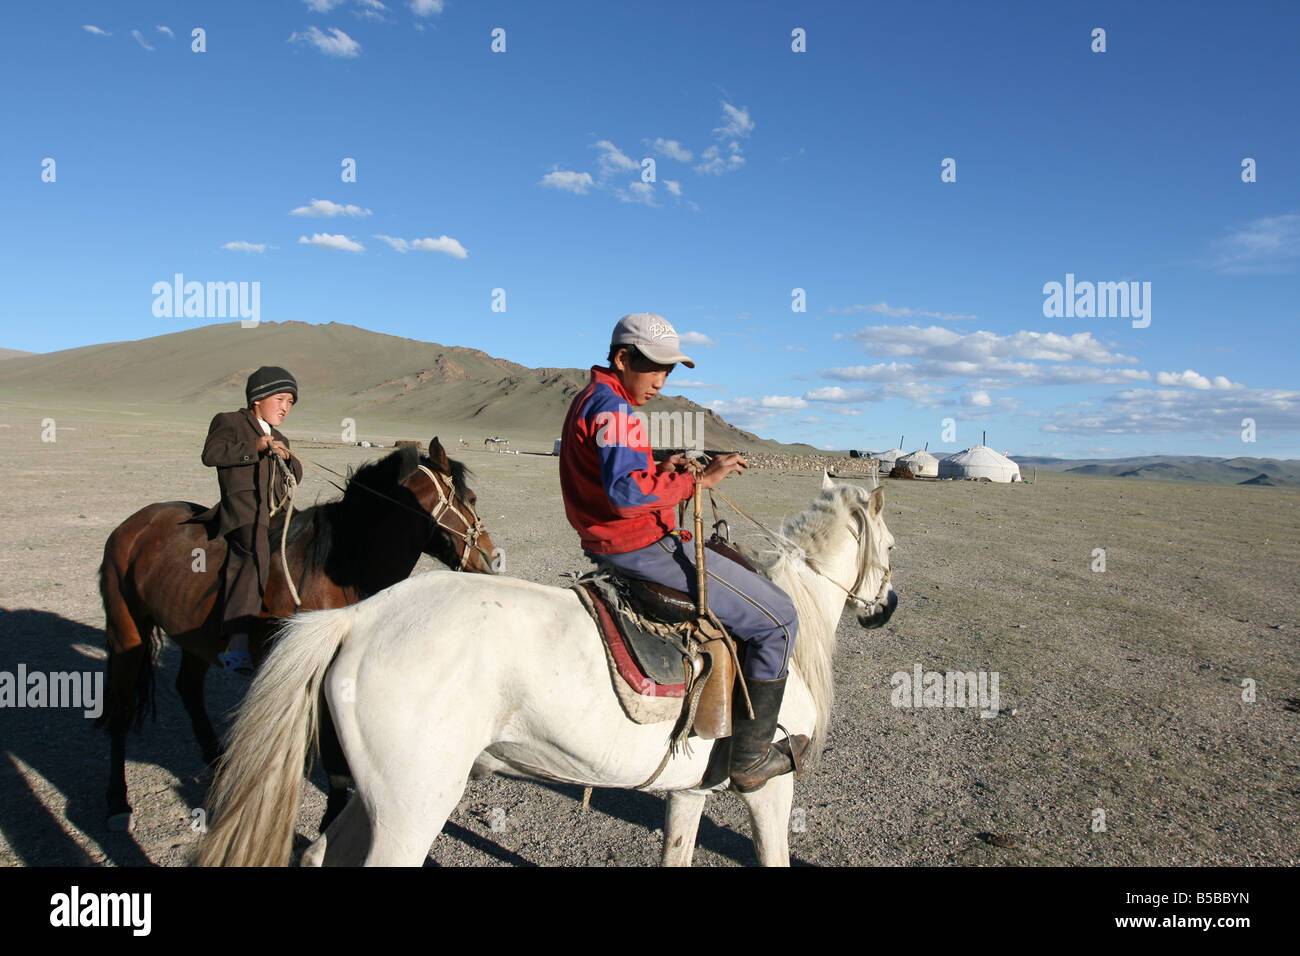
[258,435,290,459]
[699,453,747,489]
[657,453,689,474]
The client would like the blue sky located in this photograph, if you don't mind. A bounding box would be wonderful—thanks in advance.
[3,1,1298,458]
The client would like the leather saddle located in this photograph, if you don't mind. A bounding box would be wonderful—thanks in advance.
[575,539,758,740]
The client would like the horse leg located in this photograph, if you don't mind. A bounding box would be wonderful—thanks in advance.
[348,714,487,866]
[176,648,222,767]
[104,644,145,831]
[735,773,795,866]
[102,595,154,831]
[301,793,371,867]
[317,699,352,833]
[661,789,709,867]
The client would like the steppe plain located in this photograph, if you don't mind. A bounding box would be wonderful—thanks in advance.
[1,401,1297,867]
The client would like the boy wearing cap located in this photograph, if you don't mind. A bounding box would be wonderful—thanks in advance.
[559,314,808,792]
[197,366,303,676]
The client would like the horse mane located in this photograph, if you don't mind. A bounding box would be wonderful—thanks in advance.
[750,483,877,762]
[282,447,474,596]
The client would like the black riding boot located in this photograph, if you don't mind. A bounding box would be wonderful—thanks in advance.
[728,675,810,793]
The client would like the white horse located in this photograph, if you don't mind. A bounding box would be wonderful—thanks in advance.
[197,474,897,867]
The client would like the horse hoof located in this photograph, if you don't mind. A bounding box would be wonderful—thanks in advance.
[106,811,135,833]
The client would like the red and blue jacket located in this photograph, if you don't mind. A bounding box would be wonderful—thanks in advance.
[560,366,696,554]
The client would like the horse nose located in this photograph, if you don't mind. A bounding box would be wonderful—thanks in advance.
[859,587,898,629]
[490,548,506,574]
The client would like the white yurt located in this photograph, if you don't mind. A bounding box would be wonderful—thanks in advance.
[938,445,1021,482]
[876,448,906,469]
[898,448,939,478]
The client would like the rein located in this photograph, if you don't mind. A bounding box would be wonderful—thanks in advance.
[287,453,495,575]
[709,484,892,614]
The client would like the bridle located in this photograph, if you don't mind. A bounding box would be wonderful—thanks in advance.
[805,514,893,614]
[711,483,891,616]
[416,464,495,572]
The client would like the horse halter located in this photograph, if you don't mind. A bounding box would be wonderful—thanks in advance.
[805,515,893,614]
[416,465,494,572]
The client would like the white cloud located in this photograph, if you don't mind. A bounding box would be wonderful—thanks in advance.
[616,181,656,206]
[962,390,993,408]
[850,326,1137,365]
[760,395,807,409]
[410,0,445,14]
[298,233,364,252]
[131,30,154,51]
[650,138,693,162]
[222,241,268,254]
[411,235,468,258]
[667,380,716,389]
[833,301,977,321]
[1155,369,1241,390]
[664,179,682,197]
[679,331,716,346]
[781,345,805,352]
[1044,386,1300,436]
[83,25,111,36]
[713,102,754,139]
[804,386,877,404]
[290,198,372,217]
[1207,213,1300,274]
[592,140,640,177]
[155,25,174,39]
[304,0,347,11]
[289,26,361,57]
[541,169,595,194]
[354,0,391,21]
[373,234,467,258]
[695,142,745,176]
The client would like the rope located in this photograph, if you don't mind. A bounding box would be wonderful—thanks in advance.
[292,452,494,573]
[270,455,302,607]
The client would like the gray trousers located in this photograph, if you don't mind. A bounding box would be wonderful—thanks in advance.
[591,535,798,680]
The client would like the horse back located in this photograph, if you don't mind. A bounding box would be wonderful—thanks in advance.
[101,501,224,645]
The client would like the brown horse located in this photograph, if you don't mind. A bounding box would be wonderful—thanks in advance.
[97,436,499,831]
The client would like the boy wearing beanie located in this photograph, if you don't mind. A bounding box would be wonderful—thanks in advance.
[198,366,303,676]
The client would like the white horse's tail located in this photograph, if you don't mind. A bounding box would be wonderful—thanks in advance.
[196,606,356,867]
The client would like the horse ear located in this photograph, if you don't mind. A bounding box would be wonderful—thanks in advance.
[869,485,884,519]
[429,436,450,472]
[821,469,835,492]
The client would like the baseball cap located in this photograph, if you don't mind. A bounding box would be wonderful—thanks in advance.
[610,313,695,368]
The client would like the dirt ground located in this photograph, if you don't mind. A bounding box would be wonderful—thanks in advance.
[1,402,1297,866]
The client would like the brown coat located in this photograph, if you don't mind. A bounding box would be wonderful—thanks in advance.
[197,408,303,537]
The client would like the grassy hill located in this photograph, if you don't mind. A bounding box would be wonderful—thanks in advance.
[0,321,792,451]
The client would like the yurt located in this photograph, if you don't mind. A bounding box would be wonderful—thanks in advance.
[938,445,1022,482]
[898,448,939,478]
[876,447,906,470]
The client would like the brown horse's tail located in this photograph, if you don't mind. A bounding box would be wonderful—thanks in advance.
[96,547,158,732]
[196,604,356,867]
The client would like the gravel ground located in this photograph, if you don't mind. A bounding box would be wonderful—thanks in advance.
[1,405,1297,866]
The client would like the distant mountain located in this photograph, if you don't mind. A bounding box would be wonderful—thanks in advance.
[0,321,792,451]
[0,348,34,362]
[1011,454,1300,487]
